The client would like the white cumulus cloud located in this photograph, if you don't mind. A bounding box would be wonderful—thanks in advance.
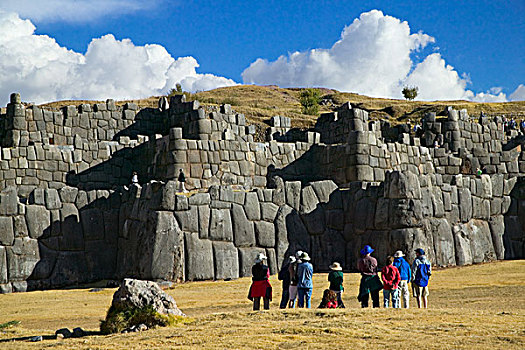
[0,10,237,105]
[509,84,525,101]
[0,0,158,23]
[242,10,522,102]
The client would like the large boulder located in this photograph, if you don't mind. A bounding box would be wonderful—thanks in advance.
[112,279,184,316]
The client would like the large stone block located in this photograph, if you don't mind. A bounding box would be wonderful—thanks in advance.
[310,229,347,270]
[198,206,210,239]
[0,217,14,246]
[212,242,239,280]
[45,189,62,210]
[300,186,319,214]
[0,187,18,216]
[209,209,233,241]
[184,232,214,281]
[428,218,455,266]
[285,181,301,211]
[260,202,279,222]
[25,205,50,239]
[244,192,260,220]
[254,221,275,247]
[310,180,338,203]
[6,237,39,281]
[174,206,199,233]
[384,171,422,199]
[489,215,505,260]
[231,204,255,247]
[458,188,473,222]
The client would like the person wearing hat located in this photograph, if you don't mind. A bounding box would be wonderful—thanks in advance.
[357,245,383,308]
[278,256,295,309]
[248,253,272,310]
[328,262,345,308]
[288,255,299,308]
[411,248,432,308]
[393,250,411,308]
[296,252,314,308]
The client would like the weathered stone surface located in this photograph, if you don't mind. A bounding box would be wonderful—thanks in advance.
[25,205,50,239]
[209,209,233,241]
[212,241,239,280]
[300,186,319,214]
[0,217,14,246]
[45,189,62,210]
[6,237,39,280]
[184,232,214,280]
[385,171,421,199]
[231,204,255,247]
[260,202,279,222]
[489,215,505,260]
[0,247,7,284]
[254,221,275,247]
[59,187,78,203]
[198,206,210,239]
[458,188,472,222]
[159,181,178,211]
[428,218,455,266]
[310,180,338,203]
[244,192,260,220]
[285,181,301,211]
[174,206,199,233]
[112,278,184,316]
[0,187,18,215]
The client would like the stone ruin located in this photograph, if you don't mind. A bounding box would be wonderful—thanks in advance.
[0,92,523,293]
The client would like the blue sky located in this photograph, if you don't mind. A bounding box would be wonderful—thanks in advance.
[0,0,524,103]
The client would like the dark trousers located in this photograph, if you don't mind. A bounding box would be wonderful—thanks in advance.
[279,289,290,309]
[253,297,270,310]
[361,289,380,308]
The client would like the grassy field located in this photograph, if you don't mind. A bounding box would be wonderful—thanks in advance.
[0,260,524,349]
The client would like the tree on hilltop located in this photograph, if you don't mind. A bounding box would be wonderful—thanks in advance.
[402,86,418,101]
[300,88,322,115]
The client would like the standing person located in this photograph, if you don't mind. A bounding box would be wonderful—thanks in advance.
[381,256,401,308]
[357,245,383,308]
[296,252,313,308]
[393,250,411,308]
[328,262,345,308]
[131,171,139,185]
[278,256,294,309]
[412,248,432,309]
[520,120,525,135]
[178,169,187,193]
[248,253,272,310]
[288,255,299,308]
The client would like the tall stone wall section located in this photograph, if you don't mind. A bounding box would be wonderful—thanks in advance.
[0,92,524,293]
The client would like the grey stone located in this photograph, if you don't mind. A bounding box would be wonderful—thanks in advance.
[81,208,105,241]
[198,206,210,239]
[0,187,18,215]
[300,186,319,214]
[0,247,7,284]
[25,205,50,239]
[254,221,275,247]
[45,189,62,210]
[488,216,505,260]
[159,181,177,211]
[174,206,199,233]
[212,242,239,280]
[285,181,301,211]
[0,217,14,246]
[244,192,260,221]
[209,209,233,241]
[310,180,338,203]
[188,193,211,206]
[184,233,214,280]
[59,186,78,203]
[428,218,455,266]
[231,204,255,247]
[6,237,40,280]
[260,202,279,222]
[111,278,184,316]
[384,171,421,199]
[458,188,472,222]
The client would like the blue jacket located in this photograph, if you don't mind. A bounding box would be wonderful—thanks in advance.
[393,257,411,281]
[297,261,313,289]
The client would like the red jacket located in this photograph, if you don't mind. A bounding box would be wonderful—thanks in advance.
[381,265,401,290]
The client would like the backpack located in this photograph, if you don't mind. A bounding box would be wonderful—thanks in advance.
[415,262,431,287]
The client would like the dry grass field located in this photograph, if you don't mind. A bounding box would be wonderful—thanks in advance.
[38,85,525,130]
[0,260,524,349]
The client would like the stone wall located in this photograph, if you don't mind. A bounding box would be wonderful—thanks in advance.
[0,92,524,293]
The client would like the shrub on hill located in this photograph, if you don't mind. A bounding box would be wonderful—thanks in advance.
[299,88,322,115]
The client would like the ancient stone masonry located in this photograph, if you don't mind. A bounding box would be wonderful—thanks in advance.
[0,92,523,293]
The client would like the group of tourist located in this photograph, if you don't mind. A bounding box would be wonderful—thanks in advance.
[248,245,432,310]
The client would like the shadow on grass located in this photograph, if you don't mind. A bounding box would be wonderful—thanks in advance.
[0,330,102,343]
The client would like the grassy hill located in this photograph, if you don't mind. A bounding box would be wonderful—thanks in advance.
[38,85,525,131]
[0,260,523,349]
